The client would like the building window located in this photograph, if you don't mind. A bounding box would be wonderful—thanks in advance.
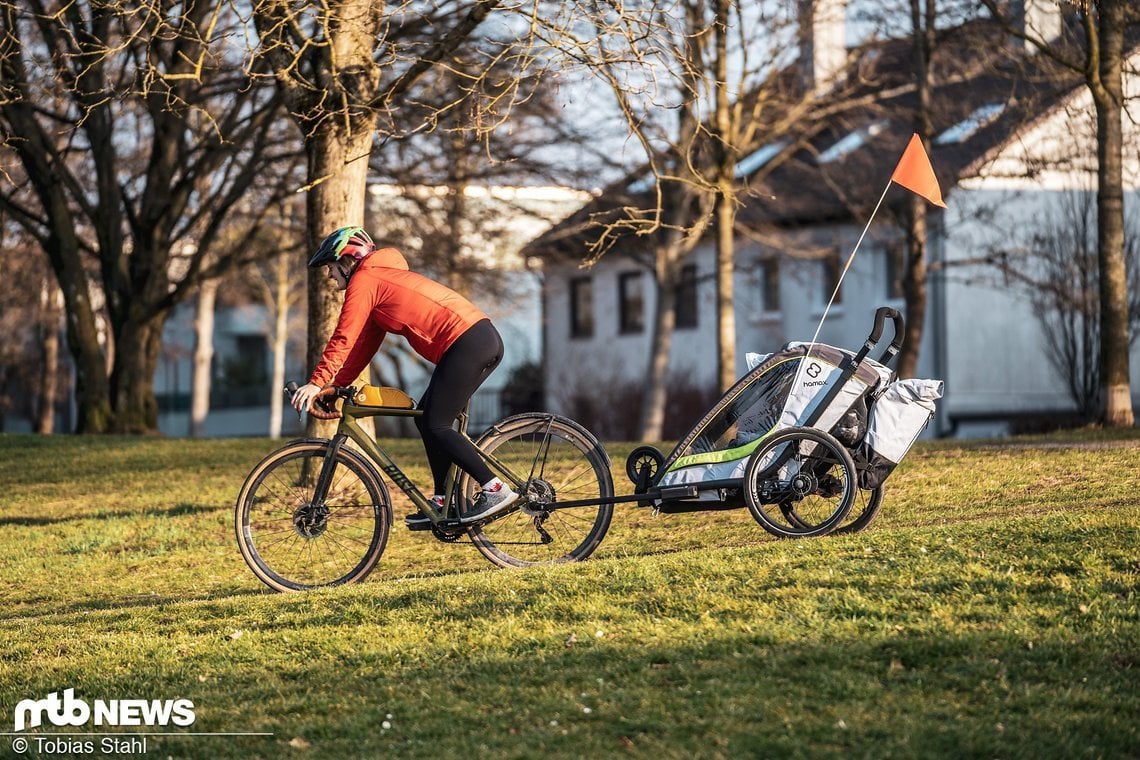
[822,251,843,306]
[570,276,593,339]
[885,244,904,300]
[618,271,645,334]
[759,257,781,313]
[675,264,698,329]
[228,335,269,385]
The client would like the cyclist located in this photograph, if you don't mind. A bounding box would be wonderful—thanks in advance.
[291,226,518,528]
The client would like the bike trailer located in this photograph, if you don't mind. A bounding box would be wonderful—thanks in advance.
[656,342,892,492]
[646,307,941,497]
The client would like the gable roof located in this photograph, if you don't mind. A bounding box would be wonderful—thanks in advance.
[527,16,1092,260]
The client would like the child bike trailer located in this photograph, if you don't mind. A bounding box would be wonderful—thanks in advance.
[625,307,942,539]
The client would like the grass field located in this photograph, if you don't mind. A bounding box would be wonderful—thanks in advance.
[0,429,1137,759]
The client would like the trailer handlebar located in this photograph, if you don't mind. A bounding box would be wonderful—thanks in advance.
[855,306,905,365]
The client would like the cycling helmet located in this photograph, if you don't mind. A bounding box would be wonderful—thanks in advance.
[307,227,375,268]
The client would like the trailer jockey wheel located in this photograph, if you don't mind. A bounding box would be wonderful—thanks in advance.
[743,426,856,540]
[625,446,666,490]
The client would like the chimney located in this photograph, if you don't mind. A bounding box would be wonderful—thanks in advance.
[798,0,847,92]
[1021,0,1062,49]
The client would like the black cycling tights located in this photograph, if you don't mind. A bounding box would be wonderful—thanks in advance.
[415,319,503,494]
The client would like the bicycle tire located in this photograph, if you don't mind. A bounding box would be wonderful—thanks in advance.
[462,414,614,568]
[743,426,856,539]
[235,439,391,592]
[834,486,884,535]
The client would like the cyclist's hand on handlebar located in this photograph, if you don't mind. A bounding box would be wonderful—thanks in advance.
[291,383,323,414]
[294,384,343,420]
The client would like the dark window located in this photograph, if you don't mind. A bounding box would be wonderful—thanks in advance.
[570,276,594,339]
[885,244,904,300]
[822,252,843,306]
[759,257,781,312]
[618,271,645,334]
[675,264,698,329]
[229,335,269,385]
[214,334,268,408]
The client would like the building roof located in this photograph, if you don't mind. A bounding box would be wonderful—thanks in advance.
[527,16,1091,260]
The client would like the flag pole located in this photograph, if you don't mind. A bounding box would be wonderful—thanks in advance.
[786,133,942,417]
[804,180,892,350]
[789,180,893,408]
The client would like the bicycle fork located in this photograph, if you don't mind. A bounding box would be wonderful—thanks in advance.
[294,435,349,538]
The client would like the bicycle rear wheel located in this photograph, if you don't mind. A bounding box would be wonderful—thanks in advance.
[236,440,391,592]
[463,414,614,568]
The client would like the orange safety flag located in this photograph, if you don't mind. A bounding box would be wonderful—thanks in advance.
[890,133,946,208]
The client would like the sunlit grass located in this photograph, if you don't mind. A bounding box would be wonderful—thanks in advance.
[0,429,1137,758]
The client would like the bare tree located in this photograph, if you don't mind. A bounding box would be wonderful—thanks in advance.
[550,1,870,439]
[190,277,219,438]
[979,191,1140,419]
[0,224,68,431]
[250,0,506,435]
[240,210,309,438]
[368,36,599,298]
[980,0,1138,426]
[0,0,297,433]
[846,0,977,378]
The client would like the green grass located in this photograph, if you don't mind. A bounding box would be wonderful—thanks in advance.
[0,430,1138,759]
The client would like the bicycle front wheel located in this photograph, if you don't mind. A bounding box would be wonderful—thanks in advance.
[464,414,614,568]
[236,440,391,592]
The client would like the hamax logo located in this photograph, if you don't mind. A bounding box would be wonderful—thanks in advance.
[13,689,195,732]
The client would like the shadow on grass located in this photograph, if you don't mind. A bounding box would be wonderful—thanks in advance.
[0,502,225,526]
[11,616,1136,760]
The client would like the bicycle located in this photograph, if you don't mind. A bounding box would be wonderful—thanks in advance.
[235,383,615,592]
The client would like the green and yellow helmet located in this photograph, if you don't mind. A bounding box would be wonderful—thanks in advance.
[307,227,375,268]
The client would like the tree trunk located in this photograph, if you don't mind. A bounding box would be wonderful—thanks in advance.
[108,316,167,434]
[190,279,218,437]
[898,0,935,380]
[899,195,928,379]
[36,278,63,434]
[62,291,113,433]
[713,0,736,394]
[269,253,291,438]
[714,185,737,392]
[639,256,679,441]
[305,126,375,438]
[1092,0,1133,427]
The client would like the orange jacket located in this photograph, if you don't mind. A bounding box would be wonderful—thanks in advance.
[308,247,489,387]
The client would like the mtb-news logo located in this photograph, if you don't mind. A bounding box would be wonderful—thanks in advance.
[13,688,195,732]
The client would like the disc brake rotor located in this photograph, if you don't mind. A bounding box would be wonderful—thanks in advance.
[521,479,555,517]
[292,504,329,538]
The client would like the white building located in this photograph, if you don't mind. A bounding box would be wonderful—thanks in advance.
[533,10,1140,440]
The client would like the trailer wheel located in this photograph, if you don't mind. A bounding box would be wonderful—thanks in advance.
[625,445,665,488]
[743,426,855,539]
